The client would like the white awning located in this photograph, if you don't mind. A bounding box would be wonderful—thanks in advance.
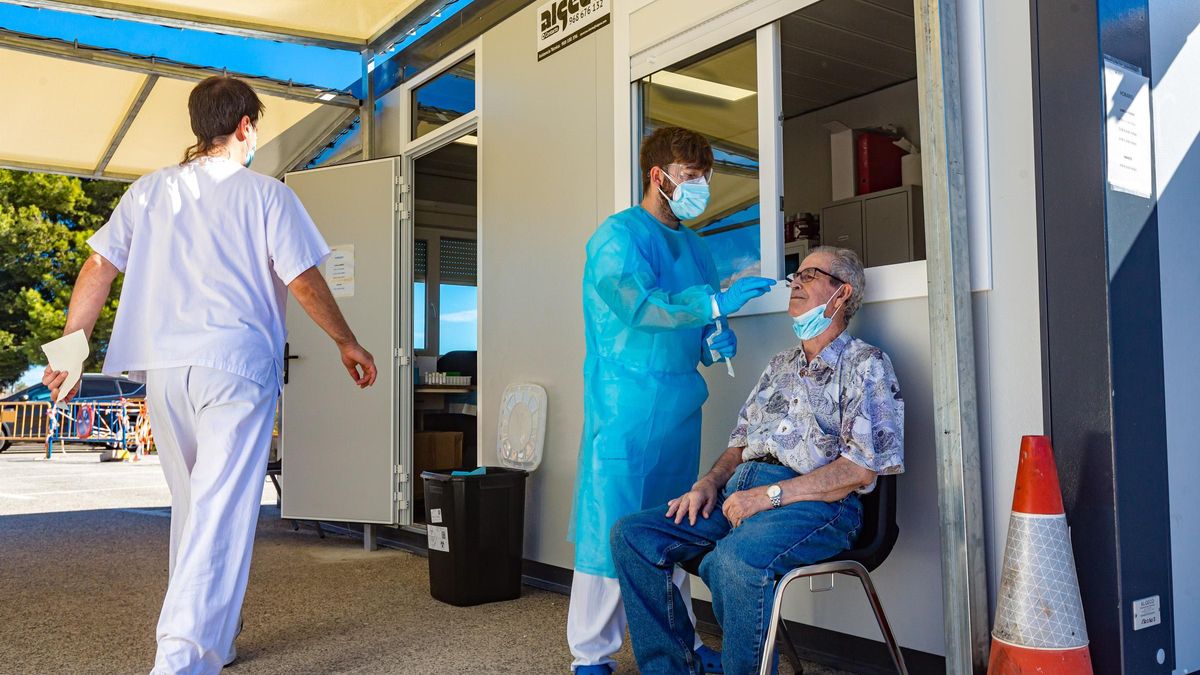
[0,0,446,180]
[9,0,441,49]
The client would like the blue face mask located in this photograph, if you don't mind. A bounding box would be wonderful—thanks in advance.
[658,169,710,221]
[244,125,257,168]
[792,286,846,341]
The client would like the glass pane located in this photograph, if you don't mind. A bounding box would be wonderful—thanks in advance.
[414,281,427,351]
[411,55,476,141]
[639,37,760,288]
[438,284,477,355]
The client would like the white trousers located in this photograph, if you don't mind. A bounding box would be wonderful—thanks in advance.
[567,569,703,669]
[146,367,277,675]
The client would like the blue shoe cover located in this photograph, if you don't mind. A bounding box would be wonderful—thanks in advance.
[574,665,613,675]
[695,644,723,673]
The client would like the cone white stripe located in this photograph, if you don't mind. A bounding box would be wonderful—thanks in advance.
[992,513,1089,649]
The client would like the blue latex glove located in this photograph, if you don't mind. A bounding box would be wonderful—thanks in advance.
[715,276,776,316]
[704,322,737,361]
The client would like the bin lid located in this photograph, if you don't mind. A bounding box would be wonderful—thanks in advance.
[497,383,547,472]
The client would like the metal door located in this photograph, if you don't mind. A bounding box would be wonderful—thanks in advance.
[281,158,408,525]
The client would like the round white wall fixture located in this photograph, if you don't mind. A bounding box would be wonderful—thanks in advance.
[497,383,547,471]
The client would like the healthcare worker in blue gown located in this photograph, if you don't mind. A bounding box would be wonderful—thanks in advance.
[567,127,775,675]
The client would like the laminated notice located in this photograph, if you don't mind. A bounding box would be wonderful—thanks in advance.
[430,508,443,524]
[427,525,449,553]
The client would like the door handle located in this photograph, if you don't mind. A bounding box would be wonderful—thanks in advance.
[283,342,301,384]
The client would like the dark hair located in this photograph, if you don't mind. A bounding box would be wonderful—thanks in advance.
[181,76,265,164]
[639,127,714,192]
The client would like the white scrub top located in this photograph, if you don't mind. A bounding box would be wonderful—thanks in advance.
[87,156,330,391]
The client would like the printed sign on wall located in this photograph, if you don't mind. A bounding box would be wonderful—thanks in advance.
[325,244,355,298]
[1103,56,1153,199]
[537,0,610,62]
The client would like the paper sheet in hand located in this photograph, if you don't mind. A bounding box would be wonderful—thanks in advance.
[40,330,89,402]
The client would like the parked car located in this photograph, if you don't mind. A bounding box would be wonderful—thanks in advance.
[0,374,145,452]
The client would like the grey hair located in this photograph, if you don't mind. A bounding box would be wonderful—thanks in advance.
[810,246,866,321]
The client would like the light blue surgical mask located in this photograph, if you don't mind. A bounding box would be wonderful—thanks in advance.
[792,285,846,341]
[244,125,257,168]
[658,169,710,221]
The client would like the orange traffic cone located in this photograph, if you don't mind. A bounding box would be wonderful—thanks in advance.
[988,435,1092,674]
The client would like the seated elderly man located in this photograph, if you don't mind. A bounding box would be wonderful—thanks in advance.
[611,246,904,675]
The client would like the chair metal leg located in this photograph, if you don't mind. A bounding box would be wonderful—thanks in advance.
[844,564,909,675]
[759,561,908,675]
[776,615,805,674]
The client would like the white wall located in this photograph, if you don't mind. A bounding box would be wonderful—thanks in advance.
[782,80,921,216]
[476,5,615,570]
[1148,3,1200,672]
[977,0,1044,612]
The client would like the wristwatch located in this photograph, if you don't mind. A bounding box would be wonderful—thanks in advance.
[767,484,783,509]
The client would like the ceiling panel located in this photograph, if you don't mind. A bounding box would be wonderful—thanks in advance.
[794,0,916,50]
[105,77,323,175]
[781,15,916,78]
[0,50,144,172]
[780,0,917,118]
[861,0,915,18]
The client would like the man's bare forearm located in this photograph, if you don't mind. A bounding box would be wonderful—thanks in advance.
[697,446,745,489]
[779,456,876,504]
[288,267,357,345]
[64,254,120,338]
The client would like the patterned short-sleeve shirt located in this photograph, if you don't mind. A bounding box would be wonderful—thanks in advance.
[729,331,904,492]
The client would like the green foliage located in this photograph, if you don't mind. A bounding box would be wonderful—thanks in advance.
[0,169,126,388]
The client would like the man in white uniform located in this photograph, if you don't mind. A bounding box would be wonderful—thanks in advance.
[43,76,376,674]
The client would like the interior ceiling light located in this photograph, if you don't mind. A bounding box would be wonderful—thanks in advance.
[453,135,478,146]
[317,92,337,101]
[649,71,754,101]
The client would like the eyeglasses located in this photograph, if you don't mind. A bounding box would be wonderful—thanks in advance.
[664,163,713,183]
[787,267,847,286]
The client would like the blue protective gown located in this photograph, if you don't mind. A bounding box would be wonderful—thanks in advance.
[570,205,721,578]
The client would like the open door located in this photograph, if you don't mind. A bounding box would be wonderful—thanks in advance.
[281,158,409,526]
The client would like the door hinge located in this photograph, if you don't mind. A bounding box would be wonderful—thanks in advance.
[394,347,411,366]
[394,464,408,483]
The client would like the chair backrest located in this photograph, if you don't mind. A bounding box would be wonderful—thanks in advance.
[822,474,899,572]
[437,350,477,378]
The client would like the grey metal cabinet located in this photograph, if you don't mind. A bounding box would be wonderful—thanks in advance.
[820,186,924,267]
[821,201,865,262]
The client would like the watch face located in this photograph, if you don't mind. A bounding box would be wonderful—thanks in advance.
[767,485,782,498]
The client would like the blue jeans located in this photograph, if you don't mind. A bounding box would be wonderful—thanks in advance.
[611,462,862,675]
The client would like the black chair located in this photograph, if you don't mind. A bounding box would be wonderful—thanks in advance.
[680,474,906,675]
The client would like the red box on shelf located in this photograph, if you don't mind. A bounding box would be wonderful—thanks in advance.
[855,131,905,195]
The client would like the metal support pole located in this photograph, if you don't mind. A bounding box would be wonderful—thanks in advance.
[361,49,377,161]
[363,523,379,552]
[912,0,990,671]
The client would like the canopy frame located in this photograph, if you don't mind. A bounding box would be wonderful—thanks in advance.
[1,0,456,51]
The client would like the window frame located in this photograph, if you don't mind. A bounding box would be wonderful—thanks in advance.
[617,0,990,315]
[413,228,478,358]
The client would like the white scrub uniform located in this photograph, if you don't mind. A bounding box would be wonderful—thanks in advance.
[88,156,330,674]
[568,570,703,670]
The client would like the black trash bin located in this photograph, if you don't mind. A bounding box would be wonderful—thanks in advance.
[421,466,528,606]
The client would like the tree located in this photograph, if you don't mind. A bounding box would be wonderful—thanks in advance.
[0,169,126,389]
